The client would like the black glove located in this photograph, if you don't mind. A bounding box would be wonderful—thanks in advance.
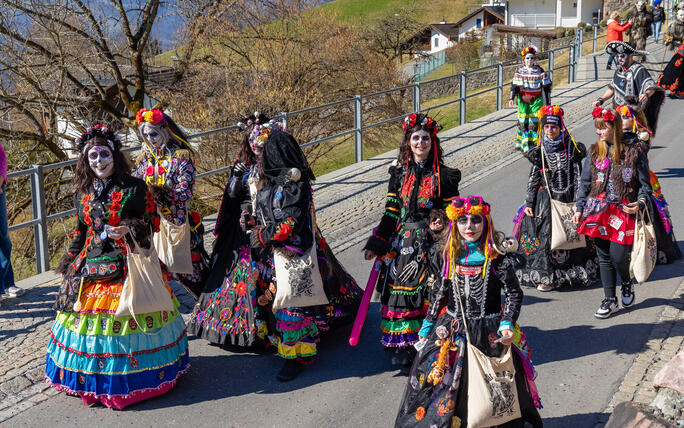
[233,162,248,177]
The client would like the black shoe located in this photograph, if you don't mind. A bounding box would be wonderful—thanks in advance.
[606,65,612,70]
[621,281,635,307]
[276,359,305,382]
[595,298,619,319]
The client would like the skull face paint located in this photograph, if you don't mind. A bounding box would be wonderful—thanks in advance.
[524,53,536,68]
[88,146,114,179]
[677,9,684,21]
[140,122,166,149]
[617,53,630,67]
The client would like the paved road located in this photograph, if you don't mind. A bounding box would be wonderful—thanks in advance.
[4,63,683,427]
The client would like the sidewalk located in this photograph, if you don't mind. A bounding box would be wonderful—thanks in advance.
[0,40,677,424]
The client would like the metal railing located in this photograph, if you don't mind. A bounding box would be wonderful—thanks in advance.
[414,51,447,81]
[10,26,602,275]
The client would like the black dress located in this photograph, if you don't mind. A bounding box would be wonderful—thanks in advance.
[394,255,542,428]
[658,44,684,97]
[513,136,599,289]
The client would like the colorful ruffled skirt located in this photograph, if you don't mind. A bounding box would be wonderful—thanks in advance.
[516,96,543,152]
[45,276,189,409]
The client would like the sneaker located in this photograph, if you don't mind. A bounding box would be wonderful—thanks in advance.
[595,298,619,319]
[621,282,635,307]
[537,283,558,292]
[5,286,25,297]
[276,359,305,382]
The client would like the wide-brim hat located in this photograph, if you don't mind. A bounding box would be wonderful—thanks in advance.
[605,41,647,56]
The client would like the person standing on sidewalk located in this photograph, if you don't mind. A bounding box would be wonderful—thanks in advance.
[0,141,23,307]
[627,0,653,62]
[652,0,666,43]
[664,9,684,51]
[574,108,651,319]
[606,12,633,70]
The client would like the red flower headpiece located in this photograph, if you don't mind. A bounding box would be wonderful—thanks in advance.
[402,113,441,136]
[592,107,615,122]
[136,108,166,126]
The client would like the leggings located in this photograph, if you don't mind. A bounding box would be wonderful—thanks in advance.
[594,238,631,298]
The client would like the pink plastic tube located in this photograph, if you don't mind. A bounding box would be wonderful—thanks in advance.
[349,258,383,346]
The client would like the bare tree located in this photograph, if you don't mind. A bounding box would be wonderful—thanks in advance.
[361,6,427,62]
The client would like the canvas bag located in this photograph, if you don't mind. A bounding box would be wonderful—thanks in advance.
[115,234,175,318]
[629,207,657,283]
[271,204,328,311]
[541,143,586,250]
[153,214,193,274]
[455,280,521,428]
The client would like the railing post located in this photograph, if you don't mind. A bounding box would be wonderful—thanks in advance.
[353,95,363,163]
[459,71,466,126]
[30,165,49,273]
[496,61,503,111]
[279,111,288,130]
[548,50,555,83]
[569,45,575,84]
[577,28,583,59]
[592,24,597,53]
[413,81,421,113]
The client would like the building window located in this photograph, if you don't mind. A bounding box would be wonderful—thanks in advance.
[476,18,482,28]
[434,37,439,47]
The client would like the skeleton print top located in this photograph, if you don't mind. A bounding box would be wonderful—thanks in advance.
[609,61,657,106]
[525,134,587,207]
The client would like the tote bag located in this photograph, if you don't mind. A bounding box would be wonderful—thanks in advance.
[456,281,521,428]
[272,205,328,311]
[541,144,586,250]
[115,235,175,318]
[629,207,657,283]
[153,215,193,274]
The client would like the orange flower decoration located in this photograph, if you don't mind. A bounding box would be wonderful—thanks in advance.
[415,407,426,421]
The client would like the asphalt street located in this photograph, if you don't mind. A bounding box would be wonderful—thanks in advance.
[4,99,684,428]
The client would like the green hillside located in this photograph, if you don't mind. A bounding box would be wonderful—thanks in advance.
[318,0,470,24]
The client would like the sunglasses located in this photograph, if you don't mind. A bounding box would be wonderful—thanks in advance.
[456,215,483,225]
[452,196,484,208]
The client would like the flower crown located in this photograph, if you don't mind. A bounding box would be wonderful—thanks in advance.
[445,197,491,220]
[249,120,285,145]
[135,108,165,126]
[237,111,271,131]
[616,105,633,117]
[592,107,616,122]
[521,46,537,58]
[537,105,564,120]
[402,113,441,136]
[616,105,653,139]
[75,124,121,154]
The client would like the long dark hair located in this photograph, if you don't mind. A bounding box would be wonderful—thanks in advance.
[73,137,131,194]
[397,124,444,168]
[236,132,257,165]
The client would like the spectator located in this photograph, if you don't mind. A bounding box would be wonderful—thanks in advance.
[0,141,22,307]
[652,0,666,43]
[607,12,632,69]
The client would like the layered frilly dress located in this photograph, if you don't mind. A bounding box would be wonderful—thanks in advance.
[657,44,684,97]
[251,169,363,360]
[395,251,542,428]
[188,163,272,347]
[364,160,460,352]
[510,64,552,152]
[512,136,599,288]
[47,177,189,409]
[135,146,207,296]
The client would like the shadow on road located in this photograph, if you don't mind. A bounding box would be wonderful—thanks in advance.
[541,411,606,428]
[655,167,684,179]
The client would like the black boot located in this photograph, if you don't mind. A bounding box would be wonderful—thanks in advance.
[276,359,305,382]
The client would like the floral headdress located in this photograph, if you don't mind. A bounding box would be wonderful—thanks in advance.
[617,104,653,140]
[402,113,443,196]
[535,105,579,153]
[521,46,537,58]
[237,111,271,131]
[443,196,497,279]
[592,107,616,122]
[249,120,285,146]
[75,124,121,154]
[135,108,191,150]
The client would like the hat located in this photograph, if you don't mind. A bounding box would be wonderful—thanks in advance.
[538,105,564,127]
[605,41,647,56]
[75,125,122,154]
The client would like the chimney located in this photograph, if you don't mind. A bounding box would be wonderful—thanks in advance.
[440,16,447,24]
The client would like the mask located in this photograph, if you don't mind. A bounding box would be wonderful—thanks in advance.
[678,10,684,21]
[636,1,645,11]
[524,53,535,68]
[88,146,114,179]
[141,122,166,149]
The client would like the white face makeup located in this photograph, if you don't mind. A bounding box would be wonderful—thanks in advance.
[456,215,484,242]
[524,53,535,68]
[543,124,561,140]
[141,123,166,149]
[678,10,684,21]
[409,129,432,162]
[617,53,631,66]
[250,137,265,156]
[88,146,114,179]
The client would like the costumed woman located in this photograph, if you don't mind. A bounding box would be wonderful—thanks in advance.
[512,106,598,291]
[363,113,461,373]
[250,130,363,381]
[135,108,207,297]
[395,196,542,428]
[658,42,684,98]
[48,125,189,409]
[616,104,681,264]
[188,113,277,348]
[574,108,652,319]
[508,46,552,153]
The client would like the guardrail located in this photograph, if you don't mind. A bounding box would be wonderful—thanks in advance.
[10,26,602,275]
[414,51,447,81]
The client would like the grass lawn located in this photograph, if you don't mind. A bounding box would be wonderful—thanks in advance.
[318,0,469,24]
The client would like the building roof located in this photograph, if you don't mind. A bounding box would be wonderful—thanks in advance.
[454,6,505,27]
[490,24,556,38]
[430,23,460,37]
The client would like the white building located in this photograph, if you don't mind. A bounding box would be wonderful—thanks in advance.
[506,0,603,29]
[453,6,505,40]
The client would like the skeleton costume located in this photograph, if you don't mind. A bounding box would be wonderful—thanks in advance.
[658,43,684,97]
[134,109,208,296]
[395,197,542,428]
[605,41,666,134]
[510,46,552,153]
[364,114,461,357]
[627,1,653,58]
[47,126,189,409]
[188,113,277,347]
[512,106,599,290]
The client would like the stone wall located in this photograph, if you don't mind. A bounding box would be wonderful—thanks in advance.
[417,63,521,101]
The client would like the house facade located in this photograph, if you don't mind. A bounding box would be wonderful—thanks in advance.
[506,0,603,29]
